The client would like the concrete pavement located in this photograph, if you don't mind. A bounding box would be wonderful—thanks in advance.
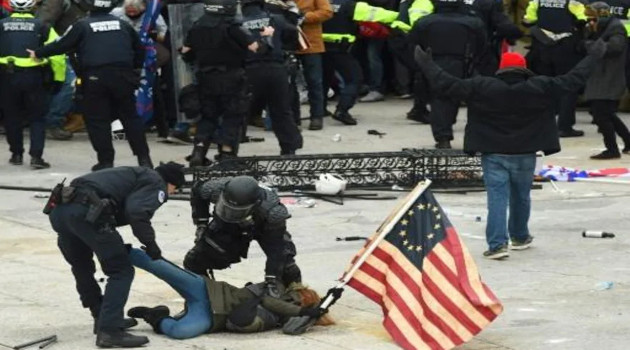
[1,99,630,350]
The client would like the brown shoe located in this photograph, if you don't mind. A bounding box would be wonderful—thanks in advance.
[64,113,85,133]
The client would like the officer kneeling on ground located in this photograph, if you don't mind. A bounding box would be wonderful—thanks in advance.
[185,176,302,297]
[47,162,185,348]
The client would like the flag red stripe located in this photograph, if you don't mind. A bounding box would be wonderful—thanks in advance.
[445,227,489,305]
[347,276,382,305]
[383,315,425,350]
[426,249,497,322]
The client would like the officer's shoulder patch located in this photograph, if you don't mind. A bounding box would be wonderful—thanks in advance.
[158,191,166,203]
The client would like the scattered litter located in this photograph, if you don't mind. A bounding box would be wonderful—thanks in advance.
[391,185,404,191]
[280,197,317,208]
[33,193,49,199]
[594,281,614,291]
[582,230,615,238]
[336,236,368,241]
[331,134,342,142]
[367,129,386,138]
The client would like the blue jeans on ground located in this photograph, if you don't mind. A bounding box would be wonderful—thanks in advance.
[482,154,536,251]
[45,60,75,128]
[298,53,325,118]
[366,39,385,92]
[129,249,212,339]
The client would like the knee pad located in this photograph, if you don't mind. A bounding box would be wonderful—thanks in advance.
[183,248,209,275]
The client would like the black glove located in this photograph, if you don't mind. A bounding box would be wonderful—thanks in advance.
[298,307,327,318]
[143,243,162,260]
[283,316,317,335]
[194,224,207,243]
[264,276,281,298]
[414,45,433,67]
[586,38,606,58]
[320,287,344,308]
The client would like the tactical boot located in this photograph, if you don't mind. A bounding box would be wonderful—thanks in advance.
[332,110,357,125]
[30,157,51,170]
[188,143,210,167]
[95,330,149,348]
[308,118,323,131]
[435,139,452,149]
[137,155,154,169]
[47,127,73,140]
[9,154,23,165]
[127,305,170,334]
[92,162,114,172]
[93,318,139,335]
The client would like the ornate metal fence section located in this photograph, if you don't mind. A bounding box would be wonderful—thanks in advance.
[186,149,483,190]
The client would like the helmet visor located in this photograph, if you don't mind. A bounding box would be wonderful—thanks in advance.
[215,193,256,223]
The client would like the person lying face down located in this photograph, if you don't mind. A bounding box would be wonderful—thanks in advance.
[126,248,334,339]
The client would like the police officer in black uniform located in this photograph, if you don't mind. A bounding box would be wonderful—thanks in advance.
[0,0,65,169]
[407,0,486,149]
[184,176,302,297]
[30,0,154,171]
[242,0,303,155]
[48,162,185,348]
[185,0,274,165]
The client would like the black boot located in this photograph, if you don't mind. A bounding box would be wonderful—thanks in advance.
[188,143,210,167]
[92,162,113,172]
[137,155,154,169]
[30,157,51,170]
[9,154,23,165]
[93,318,139,335]
[332,110,357,125]
[95,330,149,348]
[127,305,170,334]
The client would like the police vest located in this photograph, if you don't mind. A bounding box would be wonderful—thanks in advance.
[323,0,357,38]
[241,9,284,64]
[537,0,575,33]
[78,14,135,69]
[605,0,630,20]
[0,16,45,58]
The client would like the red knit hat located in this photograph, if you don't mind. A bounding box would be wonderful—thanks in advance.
[499,52,527,70]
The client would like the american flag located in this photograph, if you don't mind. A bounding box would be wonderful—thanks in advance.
[344,184,503,350]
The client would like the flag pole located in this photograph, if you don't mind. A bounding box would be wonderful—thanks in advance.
[319,179,432,309]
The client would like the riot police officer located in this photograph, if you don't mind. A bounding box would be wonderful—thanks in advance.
[30,0,154,171]
[48,162,185,348]
[322,0,399,125]
[523,0,587,137]
[242,0,303,155]
[0,0,65,169]
[407,0,486,149]
[184,176,302,297]
[184,0,274,165]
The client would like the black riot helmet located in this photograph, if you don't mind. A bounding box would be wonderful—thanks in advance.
[204,0,238,16]
[84,0,122,12]
[242,0,264,6]
[215,176,262,223]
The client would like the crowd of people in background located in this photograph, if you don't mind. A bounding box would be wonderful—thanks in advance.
[1,0,630,170]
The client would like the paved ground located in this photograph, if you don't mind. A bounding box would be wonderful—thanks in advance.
[2,99,630,350]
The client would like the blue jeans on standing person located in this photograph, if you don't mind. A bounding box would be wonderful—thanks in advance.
[129,248,212,339]
[298,54,325,119]
[45,60,76,128]
[482,154,536,251]
[366,39,385,92]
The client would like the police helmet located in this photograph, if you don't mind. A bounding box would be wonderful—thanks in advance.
[586,2,611,19]
[214,176,262,223]
[84,0,123,12]
[241,0,264,6]
[203,0,237,16]
[9,0,36,12]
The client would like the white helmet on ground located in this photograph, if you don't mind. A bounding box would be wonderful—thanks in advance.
[9,0,36,12]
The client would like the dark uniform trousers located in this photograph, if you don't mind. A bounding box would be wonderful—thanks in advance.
[49,202,134,331]
[526,36,582,132]
[246,63,303,153]
[591,99,630,153]
[323,51,363,113]
[0,69,49,158]
[430,58,467,142]
[81,67,150,164]
[195,68,248,150]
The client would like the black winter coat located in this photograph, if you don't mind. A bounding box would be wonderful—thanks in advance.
[418,54,598,155]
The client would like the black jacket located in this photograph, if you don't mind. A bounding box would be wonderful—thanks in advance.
[583,18,627,101]
[418,54,599,155]
[70,167,167,247]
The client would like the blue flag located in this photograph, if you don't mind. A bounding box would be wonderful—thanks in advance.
[136,0,162,123]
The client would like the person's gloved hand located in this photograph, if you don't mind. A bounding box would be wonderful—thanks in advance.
[264,275,281,298]
[194,224,207,243]
[414,45,433,67]
[586,38,606,58]
[143,242,162,260]
[320,287,344,308]
[298,307,327,318]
